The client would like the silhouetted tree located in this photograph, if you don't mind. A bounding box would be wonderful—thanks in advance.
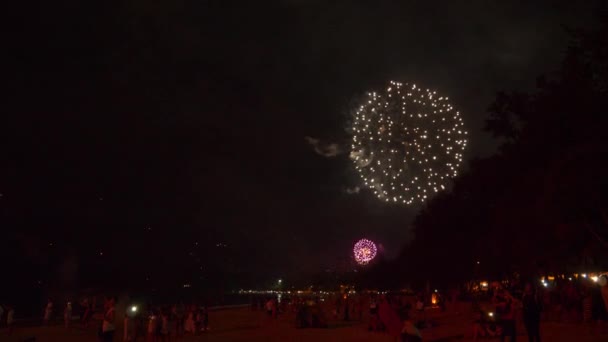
[384,12,608,288]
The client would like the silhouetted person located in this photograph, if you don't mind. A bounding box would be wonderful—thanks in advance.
[43,299,53,325]
[494,289,516,342]
[522,283,542,342]
[6,305,15,336]
[101,297,116,342]
[344,297,350,321]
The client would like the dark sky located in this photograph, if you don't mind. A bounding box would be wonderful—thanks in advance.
[3,0,601,288]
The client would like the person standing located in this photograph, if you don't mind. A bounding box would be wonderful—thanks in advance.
[195,308,203,335]
[494,289,516,342]
[265,298,273,317]
[600,275,608,335]
[583,284,593,324]
[101,297,116,342]
[82,298,93,328]
[176,303,185,337]
[64,301,72,328]
[415,295,425,328]
[343,296,350,321]
[43,299,53,325]
[123,307,137,342]
[522,283,542,342]
[272,298,278,319]
[201,305,209,332]
[160,310,170,341]
[7,305,15,336]
[147,310,159,341]
[184,305,195,334]
[368,297,379,331]
[591,277,607,335]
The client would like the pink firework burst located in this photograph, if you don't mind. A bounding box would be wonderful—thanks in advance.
[353,239,377,265]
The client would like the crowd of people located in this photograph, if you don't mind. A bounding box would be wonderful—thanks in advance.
[250,292,423,341]
[26,291,436,342]
[2,275,607,341]
[1,295,213,342]
[120,300,211,342]
[245,274,608,342]
[471,274,608,341]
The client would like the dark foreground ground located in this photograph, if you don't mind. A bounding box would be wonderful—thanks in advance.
[2,306,607,341]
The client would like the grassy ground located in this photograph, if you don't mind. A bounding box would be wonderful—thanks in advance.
[2,307,607,341]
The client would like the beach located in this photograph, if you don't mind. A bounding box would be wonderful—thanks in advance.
[3,304,607,342]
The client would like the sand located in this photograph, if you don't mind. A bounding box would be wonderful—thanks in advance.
[2,306,607,341]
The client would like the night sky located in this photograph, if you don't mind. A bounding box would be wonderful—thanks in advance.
[3,1,601,289]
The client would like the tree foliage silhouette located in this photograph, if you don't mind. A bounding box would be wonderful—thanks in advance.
[384,13,608,287]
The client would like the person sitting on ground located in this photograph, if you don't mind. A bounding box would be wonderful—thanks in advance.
[472,310,486,340]
[472,310,497,340]
[401,313,422,342]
